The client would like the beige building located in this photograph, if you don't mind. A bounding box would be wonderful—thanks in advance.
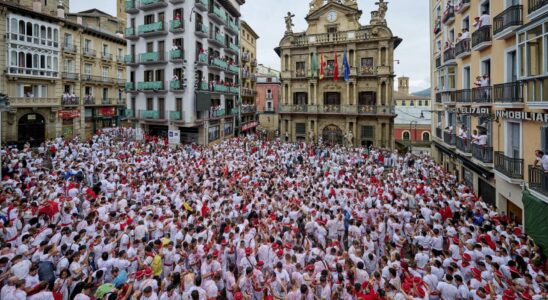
[0,0,127,143]
[239,21,259,134]
[277,0,400,147]
[430,0,548,223]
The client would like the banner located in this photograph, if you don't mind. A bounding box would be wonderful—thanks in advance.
[58,110,81,119]
[98,107,117,117]
[168,130,180,145]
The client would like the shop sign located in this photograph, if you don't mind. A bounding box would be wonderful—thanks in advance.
[59,110,81,119]
[495,111,548,123]
[168,130,180,145]
[98,107,117,117]
[457,107,490,115]
[241,121,257,131]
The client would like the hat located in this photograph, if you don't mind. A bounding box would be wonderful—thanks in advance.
[276,250,283,256]
[452,236,459,244]
[305,265,314,271]
[212,250,219,257]
[135,270,144,279]
[144,268,153,276]
[245,247,252,255]
[272,243,279,250]
[462,253,472,261]
[471,268,481,278]
[257,260,264,267]
[413,277,423,285]
[221,240,227,246]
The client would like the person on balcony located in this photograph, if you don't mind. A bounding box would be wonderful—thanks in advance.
[174,12,181,21]
[461,28,470,40]
[473,17,481,31]
[534,150,548,171]
[479,11,491,27]
[471,129,479,144]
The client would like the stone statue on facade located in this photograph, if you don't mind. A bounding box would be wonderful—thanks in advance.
[285,12,296,34]
[345,131,354,147]
[376,0,388,20]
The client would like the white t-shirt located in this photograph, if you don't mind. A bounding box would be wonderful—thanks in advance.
[479,14,491,27]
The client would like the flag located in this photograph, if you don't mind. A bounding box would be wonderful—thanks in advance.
[311,52,318,76]
[343,49,350,81]
[333,52,339,81]
[319,53,325,80]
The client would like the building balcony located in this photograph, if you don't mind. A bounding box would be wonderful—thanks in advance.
[493,5,523,40]
[125,82,136,92]
[170,49,184,62]
[9,97,60,107]
[278,104,396,116]
[122,109,135,119]
[210,108,226,118]
[471,86,492,105]
[471,25,492,51]
[170,110,183,121]
[456,136,472,155]
[81,74,115,85]
[209,6,228,25]
[210,57,228,70]
[170,19,184,33]
[195,0,208,11]
[137,81,165,92]
[295,69,307,78]
[241,105,256,114]
[139,51,166,65]
[242,88,257,97]
[528,165,548,198]
[472,144,493,165]
[456,0,470,13]
[443,131,456,146]
[493,82,524,108]
[227,65,240,74]
[198,81,209,91]
[435,55,441,69]
[495,151,524,181]
[209,33,226,47]
[528,0,548,19]
[443,48,456,65]
[100,98,119,105]
[195,23,209,38]
[226,43,240,55]
[441,90,455,105]
[62,72,79,80]
[138,22,167,37]
[125,0,139,13]
[139,0,167,11]
[242,71,251,79]
[433,21,442,36]
[228,86,239,94]
[62,43,77,54]
[124,27,139,40]
[212,84,229,93]
[82,48,96,58]
[124,54,139,66]
[139,110,165,120]
[116,78,126,86]
[226,20,239,35]
[101,52,113,61]
[169,80,185,91]
[442,7,455,25]
[455,89,472,104]
[454,38,470,59]
[197,52,209,65]
[61,96,80,106]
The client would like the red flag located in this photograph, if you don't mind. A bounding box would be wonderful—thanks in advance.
[319,53,325,80]
[333,52,339,81]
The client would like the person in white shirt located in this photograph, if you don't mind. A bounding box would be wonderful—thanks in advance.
[479,11,491,27]
[436,274,458,300]
[534,150,548,171]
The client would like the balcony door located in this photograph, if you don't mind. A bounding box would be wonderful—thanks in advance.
[358,92,376,106]
[293,92,308,105]
[324,92,340,105]
[506,122,521,159]
[506,50,517,82]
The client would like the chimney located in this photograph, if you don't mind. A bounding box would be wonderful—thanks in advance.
[398,76,410,96]
[32,0,42,13]
[57,0,65,19]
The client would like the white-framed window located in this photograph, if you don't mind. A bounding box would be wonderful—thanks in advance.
[64,59,74,73]
[102,67,109,79]
[517,22,547,78]
[84,64,92,75]
[506,121,521,158]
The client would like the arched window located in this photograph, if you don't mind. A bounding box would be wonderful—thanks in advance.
[402,131,410,140]
[10,18,18,34]
[47,27,52,46]
[33,54,39,68]
[53,29,59,46]
[18,20,25,35]
[40,26,46,45]
[26,53,32,68]
[26,22,32,36]
[422,132,430,141]
[18,52,25,67]
[40,55,46,69]
[33,24,39,43]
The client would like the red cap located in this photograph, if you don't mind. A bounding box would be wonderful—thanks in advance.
[234,292,243,300]
[245,247,252,255]
[144,267,153,276]
[221,240,227,246]
[257,260,264,267]
[135,270,144,279]
[272,243,278,250]
[452,236,459,244]
[305,265,314,271]
[413,277,423,285]
[212,250,219,257]
[471,268,481,278]
[462,253,472,261]
[276,250,283,256]
[502,289,516,300]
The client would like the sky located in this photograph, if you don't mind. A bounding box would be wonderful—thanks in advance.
[71,0,430,92]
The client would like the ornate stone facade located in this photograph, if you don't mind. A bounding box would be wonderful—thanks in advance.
[277,0,401,147]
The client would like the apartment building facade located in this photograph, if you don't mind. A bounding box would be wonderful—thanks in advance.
[430,0,548,223]
[256,65,281,133]
[277,0,400,146]
[124,0,244,145]
[0,0,127,143]
[239,21,259,135]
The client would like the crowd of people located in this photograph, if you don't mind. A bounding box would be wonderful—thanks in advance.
[0,129,546,300]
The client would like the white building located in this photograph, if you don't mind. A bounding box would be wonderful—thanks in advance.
[124,0,244,144]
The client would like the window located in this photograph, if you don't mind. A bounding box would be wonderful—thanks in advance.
[402,132,410,140]
[296,62,305,76]
[64,33,72,46]
[147,98,153,110]
[425,100,429,106]
[410,100,415,106]
[506,121,521,158]
[507,50,517,82]
[361,126,375,139]
[144,14,155,24]
[208,126,220,141]
[103,44,109,55]
[295,123,306,135]
[423,132,430,141]
[293,92,308,105]
[327,26,337,33]
[84,39,92,51]
[176,98,182,112]
[266,89,272,99]
[64,59,74,72]
[418,100,422,106]
[463,66,471,88]
[542,126,548,154]
[462,16,469,31]
[358,92,376,105]
[117,69,123,80]
[84,64,91,75]
[102,67,109,79]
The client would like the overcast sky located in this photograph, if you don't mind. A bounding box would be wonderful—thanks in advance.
[71,0,430,92]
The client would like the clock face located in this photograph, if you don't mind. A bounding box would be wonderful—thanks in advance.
[327,11,338,22]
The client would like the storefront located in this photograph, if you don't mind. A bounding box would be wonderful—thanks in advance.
[95,107,118,130]
[58,110,81,139]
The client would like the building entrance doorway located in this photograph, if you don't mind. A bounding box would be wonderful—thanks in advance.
[322,125,343,145]
[18,113,46,145]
